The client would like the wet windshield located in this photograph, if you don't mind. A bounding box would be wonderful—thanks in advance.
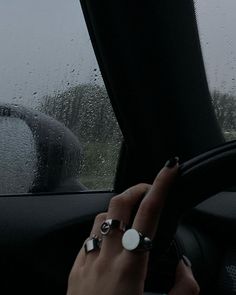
[195,0,236,141]
[0,0,122,194]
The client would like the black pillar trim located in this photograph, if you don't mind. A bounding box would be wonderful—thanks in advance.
[80,0,224,192]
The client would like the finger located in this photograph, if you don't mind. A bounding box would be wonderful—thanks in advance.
[100,183,151,255]
[86,212,107,263]
[132,157,179,239]
[168,257,200,295]
[70,213,107,269]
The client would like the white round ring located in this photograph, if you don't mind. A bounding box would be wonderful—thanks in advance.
[122,229,140,250]
[122,229,152,251]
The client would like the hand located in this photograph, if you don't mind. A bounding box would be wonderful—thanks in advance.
[67,158,200,295]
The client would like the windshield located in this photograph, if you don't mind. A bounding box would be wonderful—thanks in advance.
[195,0,236,141]
[0,0,122,194]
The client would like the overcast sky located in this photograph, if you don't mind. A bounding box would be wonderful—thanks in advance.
[0,0,236,109]
[195,0,236,94]
[0,0,102,107]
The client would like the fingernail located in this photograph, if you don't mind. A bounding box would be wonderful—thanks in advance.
[182,255,192,268]
[165,156,179,168]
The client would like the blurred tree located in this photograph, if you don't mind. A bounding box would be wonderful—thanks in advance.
[39,84,120,143]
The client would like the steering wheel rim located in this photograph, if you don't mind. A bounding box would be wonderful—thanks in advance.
[156,140,236,253]
[147,140,236,293]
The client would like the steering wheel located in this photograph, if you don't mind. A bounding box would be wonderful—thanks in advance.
[146,140,236,293]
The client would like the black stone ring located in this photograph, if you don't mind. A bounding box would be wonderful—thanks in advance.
[84,235,102,253]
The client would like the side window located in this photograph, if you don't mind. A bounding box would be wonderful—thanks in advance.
[195,0,236,141]
[0,1,122,194]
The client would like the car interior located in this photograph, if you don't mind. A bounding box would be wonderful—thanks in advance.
[0,0,235,294]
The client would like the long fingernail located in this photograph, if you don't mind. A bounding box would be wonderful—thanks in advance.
[165,156,179,168]
[182,255,192,268]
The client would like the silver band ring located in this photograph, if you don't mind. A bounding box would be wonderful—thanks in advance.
[100,219,127,236]
[122,229,152,251]
[84,235,102,254]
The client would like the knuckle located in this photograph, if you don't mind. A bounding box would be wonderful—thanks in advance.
[134,183,151,191]
[95,212,107,223]
[184,277,200,294]
[122,183,150,198]
[109,195,125,209]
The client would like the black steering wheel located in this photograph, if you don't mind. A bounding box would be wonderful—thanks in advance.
[146,140,236,293]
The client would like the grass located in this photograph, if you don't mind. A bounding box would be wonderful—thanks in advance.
[79,141,121,190]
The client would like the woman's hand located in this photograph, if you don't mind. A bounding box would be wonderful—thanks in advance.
[67,158,200,295]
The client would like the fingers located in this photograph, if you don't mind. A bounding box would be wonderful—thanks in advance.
[107,183,151,225]
[100,183,151,255]
[79,157,178,264]
[169,257,200,295]
[132,158,179,239]
[70,213,107,268]
[86,213,107,262]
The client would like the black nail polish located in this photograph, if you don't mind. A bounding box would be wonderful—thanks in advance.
[165,156,179,168]
[182,255,192,268]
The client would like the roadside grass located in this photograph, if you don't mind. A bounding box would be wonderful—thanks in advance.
[79,141,121,190]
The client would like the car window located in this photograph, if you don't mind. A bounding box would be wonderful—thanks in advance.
[0,0,122,194]
[195,0,236,141]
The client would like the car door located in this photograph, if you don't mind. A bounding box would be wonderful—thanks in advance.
[0,0,235,294]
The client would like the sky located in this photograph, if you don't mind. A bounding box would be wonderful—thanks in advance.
[195,0,236,94]
[0,0,102,108]
[0,0,236,109]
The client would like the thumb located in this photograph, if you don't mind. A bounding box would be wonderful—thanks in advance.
[168,256,200,295]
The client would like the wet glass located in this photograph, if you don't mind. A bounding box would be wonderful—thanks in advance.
[0,0,122,194]
[195,0,236,141]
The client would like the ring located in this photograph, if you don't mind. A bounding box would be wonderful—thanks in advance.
[122,229,152,251]
[84,235,102,254]
[100,219,127,236]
